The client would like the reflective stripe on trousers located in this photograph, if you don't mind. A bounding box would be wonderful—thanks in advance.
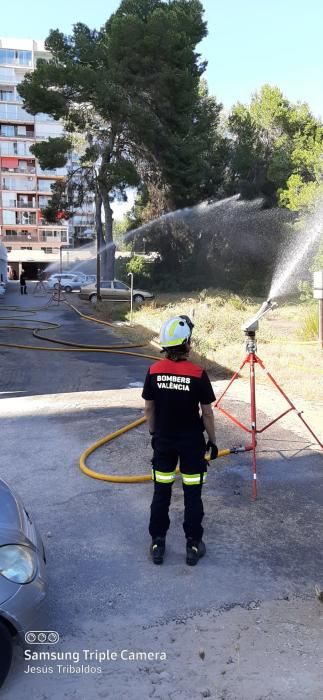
[151,469,176,484]
[181,472,206,485]
[151,469,206,485]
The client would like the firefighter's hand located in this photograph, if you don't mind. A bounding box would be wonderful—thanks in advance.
[206,440,218,460]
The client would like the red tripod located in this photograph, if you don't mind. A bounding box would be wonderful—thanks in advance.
[214,331,323,499]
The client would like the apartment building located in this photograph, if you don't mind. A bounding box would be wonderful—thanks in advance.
[0,38,95,279]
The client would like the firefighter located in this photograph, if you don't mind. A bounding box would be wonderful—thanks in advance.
[142,315,218,566]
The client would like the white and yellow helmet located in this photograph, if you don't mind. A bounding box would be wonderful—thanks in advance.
[159,315,194,349]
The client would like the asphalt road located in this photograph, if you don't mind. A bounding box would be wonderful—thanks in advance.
[0,282,323,700]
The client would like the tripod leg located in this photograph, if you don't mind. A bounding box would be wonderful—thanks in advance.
[256,355,323,449]
[250,353,257,499]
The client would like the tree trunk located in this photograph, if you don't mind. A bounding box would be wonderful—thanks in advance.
[102,194,116,280]
[95,191,103,300]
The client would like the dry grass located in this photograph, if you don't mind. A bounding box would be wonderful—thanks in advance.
[78,290,323,403]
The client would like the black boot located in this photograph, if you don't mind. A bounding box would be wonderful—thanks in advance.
[150,537,166,565]
[186,538,206,566]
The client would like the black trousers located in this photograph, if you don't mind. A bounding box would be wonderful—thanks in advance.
[20,285,27,294]
[149,433,206,542]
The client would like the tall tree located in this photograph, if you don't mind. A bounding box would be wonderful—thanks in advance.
[228,84,323,208]
[18,0,220,277]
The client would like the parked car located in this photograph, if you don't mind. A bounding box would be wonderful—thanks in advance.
[46,273,87,292]
[71,272,96,285]
[0,478,47,687]
[79,279,154,304]
[80,274,96,285]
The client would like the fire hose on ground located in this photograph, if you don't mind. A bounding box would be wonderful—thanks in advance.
[0,300,248,483]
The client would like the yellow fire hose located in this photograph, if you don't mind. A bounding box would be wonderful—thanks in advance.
[79,415,234,482]
[0,299,240,483]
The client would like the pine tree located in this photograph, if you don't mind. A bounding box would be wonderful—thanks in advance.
[19,0,222,277]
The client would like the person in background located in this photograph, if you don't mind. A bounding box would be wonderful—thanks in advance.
[19,270,27,295]
[142,315,218,566]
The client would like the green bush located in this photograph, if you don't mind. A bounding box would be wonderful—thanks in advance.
[228,294,248,311]
[116,255,153,289]
[127,255,148,277]
[299,309,319,340]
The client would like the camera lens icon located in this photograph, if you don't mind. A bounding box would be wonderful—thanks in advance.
[47,632,59,643]
[25,630,60,644]
[25,632,37,644]
[38,633,47,643]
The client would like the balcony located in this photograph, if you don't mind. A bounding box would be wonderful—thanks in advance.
[1,200,36,208]
[0,94,22,103]
[1,166,36,174]
[0,149,34,159]
[0,73,20,86]
[17,200,37,208]
[39,233,67,242]
[2,234,39,243]
[38,186,55,193]
[2,208,37,225]
[38,220,65,227]
[39,168,67,177]
[0,55,32,68]
[0,105,34,123]
[0,129,34,138]
[2,181,36,191]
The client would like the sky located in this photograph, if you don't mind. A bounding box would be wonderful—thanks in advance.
[1,0,323,117]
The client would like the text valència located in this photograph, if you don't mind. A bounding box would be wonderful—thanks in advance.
[157,375,190,391]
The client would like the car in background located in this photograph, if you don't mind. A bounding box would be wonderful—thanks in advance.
[46,273,87,292]
[71,272,96,285]
[79,279,154,305]
[0,478,47,687]
[82,274,96,285]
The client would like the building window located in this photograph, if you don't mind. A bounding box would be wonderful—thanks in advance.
[3,210,16,225]
[39,196,51,207]
[0,49,32,67]
[0,124,33,138]
[16,211,36,225]
[0,104,33,122]
[2,193,16,207]
[38,179,56,192]
[0,90,14,100]
[0,124,15,136]
[7,141,31,156]
[2,177,35,191]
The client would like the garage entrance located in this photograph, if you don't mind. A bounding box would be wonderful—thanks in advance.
[21,262,47,279]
